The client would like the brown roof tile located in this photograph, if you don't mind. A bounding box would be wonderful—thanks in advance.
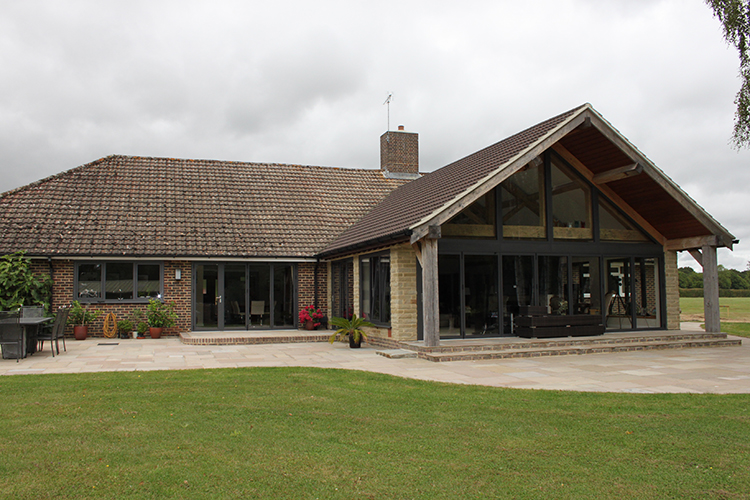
[0,156,408,258]
[322,105,585,256]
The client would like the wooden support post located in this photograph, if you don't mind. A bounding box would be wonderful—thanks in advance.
[421,237,440,347]
[702,245,720,333]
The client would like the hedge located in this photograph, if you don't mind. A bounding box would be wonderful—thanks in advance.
[680,288,750,298]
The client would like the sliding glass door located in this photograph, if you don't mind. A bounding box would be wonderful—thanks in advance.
[193,263,295,331]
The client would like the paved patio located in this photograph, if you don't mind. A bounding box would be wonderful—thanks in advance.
[2,324,749,394]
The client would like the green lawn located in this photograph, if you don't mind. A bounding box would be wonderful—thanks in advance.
[681,297,750,322]
[1,368,749,499]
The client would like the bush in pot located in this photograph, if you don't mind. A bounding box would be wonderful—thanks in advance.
[117,319,134,339]
[328,314,374,348]
[67,300,100,340]
[146,299,178,338]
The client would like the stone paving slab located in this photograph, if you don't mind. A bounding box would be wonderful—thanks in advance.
[2,333,749,393]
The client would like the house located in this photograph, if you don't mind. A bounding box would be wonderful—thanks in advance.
[0,104,735,344]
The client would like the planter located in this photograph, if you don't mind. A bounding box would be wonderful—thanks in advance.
[149,327,164,339]
[73,325,88,341]
[304,320,314,331]
[349,334,362,348]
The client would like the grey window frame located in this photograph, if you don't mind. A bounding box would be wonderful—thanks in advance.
[360,251,391,326]
[74,261,164,303]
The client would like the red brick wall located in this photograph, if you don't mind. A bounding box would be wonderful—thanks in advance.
[40,259,191,338]
[298,261,327,328]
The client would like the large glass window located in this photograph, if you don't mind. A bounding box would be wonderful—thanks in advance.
[443,191,496,238]
[551,156,592,240]
[599,197,650,242]
[248,265,270,327]
[273,265,295,327]
[76,262,163,302]
[501,159,545,239]
[539,256,569,315]
[438,255,461,337]
[360,253,390,324]
[464,256,499,336]
[571,257,601,316]
[634,258,660,328]
[502,255,534,333]
[331,260,354,319]
[605,258,633,329]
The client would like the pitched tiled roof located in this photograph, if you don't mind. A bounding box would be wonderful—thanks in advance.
[322,105,586,256]
[0,156,409,258]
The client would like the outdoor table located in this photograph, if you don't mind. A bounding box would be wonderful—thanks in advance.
[19,317,53,357]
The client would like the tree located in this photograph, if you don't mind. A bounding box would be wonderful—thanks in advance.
[706,0,750,148]
[0,251,52,312]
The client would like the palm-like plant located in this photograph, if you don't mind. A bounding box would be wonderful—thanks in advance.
[328,314,374,345]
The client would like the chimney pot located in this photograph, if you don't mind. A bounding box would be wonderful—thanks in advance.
[398,125,405,131]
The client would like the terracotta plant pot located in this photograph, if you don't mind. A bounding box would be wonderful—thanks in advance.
[304,320,314,330]
[149,327,163,339]
[73,325,88,341]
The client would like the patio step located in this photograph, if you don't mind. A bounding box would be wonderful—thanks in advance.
[375,349,418,359]
[416,336,741,362]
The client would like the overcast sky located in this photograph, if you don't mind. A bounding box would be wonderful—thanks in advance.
[1,0,748,269]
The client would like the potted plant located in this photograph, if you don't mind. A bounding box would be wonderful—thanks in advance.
[146,299,178,338]
[117,319,134,340]
[136,321,149,339]
[67,300,100,340]
[328,314,374,348]
[299,304,324,330]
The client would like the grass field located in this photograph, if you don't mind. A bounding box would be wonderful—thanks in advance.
[1,367,749,499]
[680,297,750,322]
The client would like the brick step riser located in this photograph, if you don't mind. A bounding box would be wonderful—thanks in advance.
[407,333,728,354]
[180,335,330,346]
[419,339,741,362]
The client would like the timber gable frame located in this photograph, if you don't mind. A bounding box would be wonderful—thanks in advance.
[321,103,736,345]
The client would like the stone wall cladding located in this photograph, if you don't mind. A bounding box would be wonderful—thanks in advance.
[332,243,419,342]
[380,130,419,175]
[298,262,327,328]
[665,250,680,330]
[42,259,191,338]
[389,243,418,341]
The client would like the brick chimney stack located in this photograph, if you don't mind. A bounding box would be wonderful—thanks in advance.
[380,125,419,179]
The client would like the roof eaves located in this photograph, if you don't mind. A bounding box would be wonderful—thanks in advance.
[409,103,592,243]
[585,107,737,249]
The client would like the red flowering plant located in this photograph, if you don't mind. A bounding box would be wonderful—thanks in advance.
[299,304,324,328]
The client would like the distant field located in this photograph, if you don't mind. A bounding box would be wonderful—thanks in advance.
[680,297,750,322]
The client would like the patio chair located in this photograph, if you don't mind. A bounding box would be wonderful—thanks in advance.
[0,310,24,362]
[250,301,266,326]
[37,307,69,356]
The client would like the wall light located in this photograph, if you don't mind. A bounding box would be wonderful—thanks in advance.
[175,269,182,281]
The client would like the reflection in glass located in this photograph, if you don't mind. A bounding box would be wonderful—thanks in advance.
[195,264,218,328]
[464,256,498,335]
[539,256,569,315]
[106,262,133,300]
[274,265,294,327]
[599,197,650,242]
[224,264,246,328]
[605,258,632,329]
[438,255,461,337]
[443,191,496,238]
[571,257,600,316]
[501,159,545,239]
[635,258,660,328]
[137,264,160,298]
[502,255,533,333]
[248,265,270,327]
[551,156,592,240]
[78,263,102,299]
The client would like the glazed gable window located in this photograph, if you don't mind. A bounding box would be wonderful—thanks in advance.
[360,253,390,325]
[75,262,163,302]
